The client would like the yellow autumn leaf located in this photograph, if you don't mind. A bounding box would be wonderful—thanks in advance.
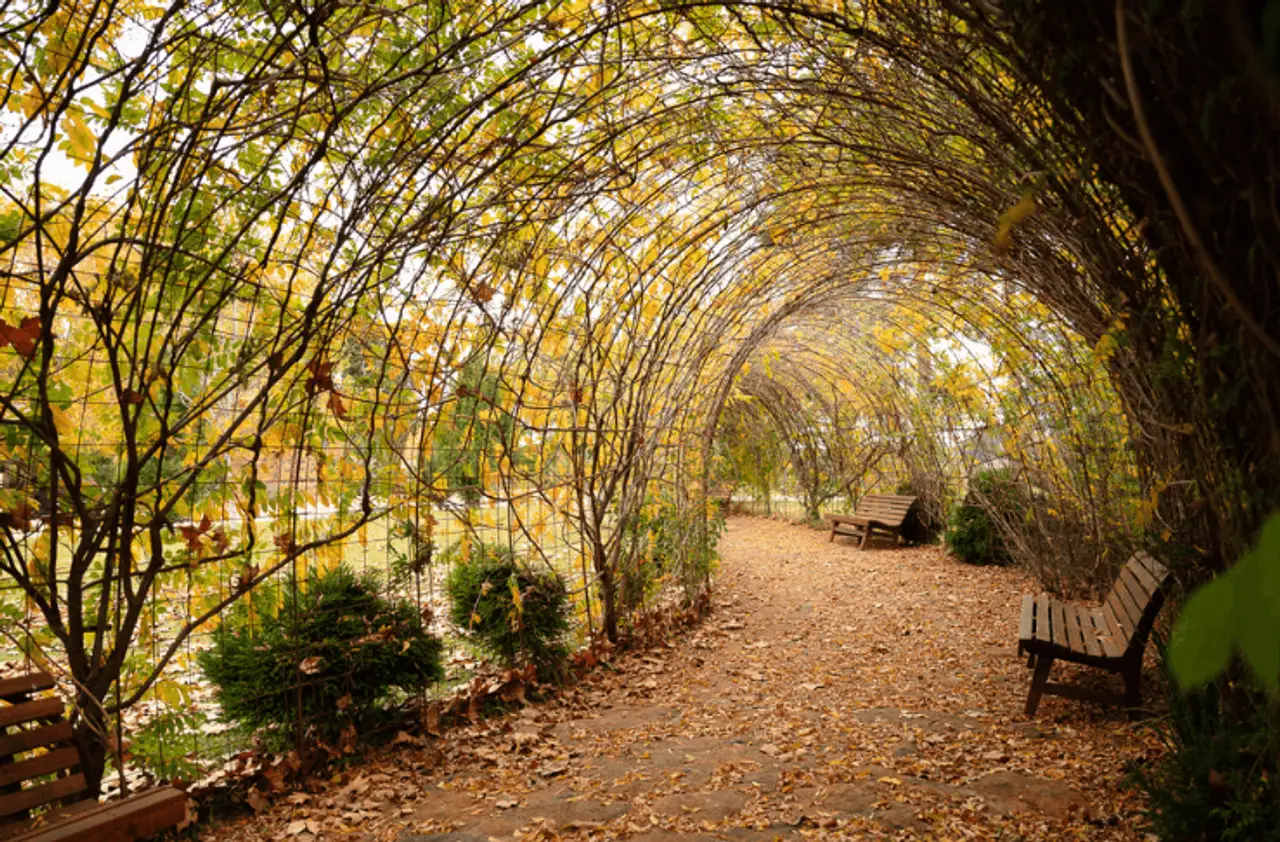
[1093,332,1118,364]
[994,192,1036,253]
[62,111,96,166]
[49,404,75,437]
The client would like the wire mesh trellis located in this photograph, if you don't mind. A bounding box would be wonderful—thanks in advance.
[0,445,631,794]
[0,0,1228,811]
[0,253,710,796]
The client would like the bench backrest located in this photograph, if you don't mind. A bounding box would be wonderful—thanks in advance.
[853,494,917,527]
[1102,552,1172,657]
[0,670,86,827]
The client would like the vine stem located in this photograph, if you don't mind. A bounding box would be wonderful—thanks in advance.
[1115,0,1280,359]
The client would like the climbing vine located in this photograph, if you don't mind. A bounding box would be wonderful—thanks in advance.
[0,0,1275,810]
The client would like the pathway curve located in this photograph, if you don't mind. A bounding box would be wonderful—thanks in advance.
[207,517,1161,842]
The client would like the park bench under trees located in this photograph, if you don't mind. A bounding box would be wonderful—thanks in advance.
[826,494,917,549]
[1017,552,1171,715]
[0,670,185,842]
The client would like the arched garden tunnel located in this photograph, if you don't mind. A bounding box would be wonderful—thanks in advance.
[704,281,1140,601]
[1,0,1277,833]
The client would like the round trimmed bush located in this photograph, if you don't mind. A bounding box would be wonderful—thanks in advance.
[945,501,1006,563]
[444,542,570,672]
[945,468,1023,564]
[198,566,444,739]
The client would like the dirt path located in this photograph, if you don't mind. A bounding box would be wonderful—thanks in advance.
[206,517,1161,842]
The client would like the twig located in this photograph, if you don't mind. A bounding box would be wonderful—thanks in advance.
[1115,0,1280,359]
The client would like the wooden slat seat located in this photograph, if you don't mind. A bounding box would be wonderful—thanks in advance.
[826,494,917,549]
[0,670,185,842]
[1016,552,1171,715]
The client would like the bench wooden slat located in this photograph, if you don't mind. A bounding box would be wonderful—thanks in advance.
[860,501,914,512]
[1108,589,1142,643]
[1103,585,1140,642]
[1124,556,1163,598]
[0,775,85,819]
[1121,563,1162,616]
[1077,606,1098,656]
[0,674,54,702]
[1117,581,1146,634]
[1097,604,1130,658]
[1130,563,1164,610]
[0,699,63,730]
[1116,566,1151,617]
[1111,562,1146,609]
[1074,606,1103,658]
[1033,594,1052,644]
[0,722,74,760]
[1053,601,1070,649]
[1134,551,1169,585]
[0,802,95,842]
[0,749,79,790]
[3,788,187,842]
[1062,605,1086,656]
[1085,608,1123,658]
[857,508,911,520]
[1058,604,1077,651]
[1017,595,1034,644]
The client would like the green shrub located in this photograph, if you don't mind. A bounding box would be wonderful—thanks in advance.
[198,566,444,740]
[618,514,662,614]
[444,542,570,672]
[1133,663,1280,841]
[626,500,723,606]
[945,468,1022,564]
[946,502,1005,563]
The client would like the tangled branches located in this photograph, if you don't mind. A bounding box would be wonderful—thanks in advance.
[0,0,1274,792]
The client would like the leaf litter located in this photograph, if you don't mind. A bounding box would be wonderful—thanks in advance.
[196,517,1164,842]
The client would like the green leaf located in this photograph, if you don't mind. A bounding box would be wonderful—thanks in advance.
[1168,511,1280,693]
[1236,515,1280,691]
[0,210,22,243]
[1168,572,1236,689]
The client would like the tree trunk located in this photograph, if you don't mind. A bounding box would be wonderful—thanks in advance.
[72,698,110,797]
[804,495,821,523]
[592,541,619,643]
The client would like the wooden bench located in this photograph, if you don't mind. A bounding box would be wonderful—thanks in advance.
[826,494,917,549]
[1017,552,1171,715]
[0,670,186,842]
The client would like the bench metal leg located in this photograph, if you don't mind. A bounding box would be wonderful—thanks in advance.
[1025,655,1054,715]
[1123,663,1142,710]
[829,523,836,542]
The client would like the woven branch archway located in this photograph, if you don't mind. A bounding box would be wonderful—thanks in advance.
[0,0,1274,793]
